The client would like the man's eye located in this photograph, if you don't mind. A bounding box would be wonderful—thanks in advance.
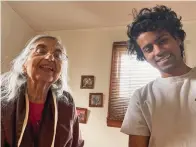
[159,39,168,45]
[143,44,153,53]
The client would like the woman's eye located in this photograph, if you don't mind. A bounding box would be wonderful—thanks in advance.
[54,52,60,58]
[36,48,47,54]
[54,52,63,60]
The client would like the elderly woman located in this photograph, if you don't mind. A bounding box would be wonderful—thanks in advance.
[1,35,84,147]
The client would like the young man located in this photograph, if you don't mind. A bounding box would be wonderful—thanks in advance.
[121,5,196,147]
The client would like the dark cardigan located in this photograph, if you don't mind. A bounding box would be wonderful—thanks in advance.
[1,87,84,147]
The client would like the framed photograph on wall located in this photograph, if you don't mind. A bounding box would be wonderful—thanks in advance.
[76,107,88,124]
[89,93,103,107]
[80,75,95,89]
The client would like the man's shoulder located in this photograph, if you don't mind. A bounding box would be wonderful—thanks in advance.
[132,80,157,103]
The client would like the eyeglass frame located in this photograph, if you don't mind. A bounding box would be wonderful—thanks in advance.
[29,46,68,61]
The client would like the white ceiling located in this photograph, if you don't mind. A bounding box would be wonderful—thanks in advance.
[7,1,196,32]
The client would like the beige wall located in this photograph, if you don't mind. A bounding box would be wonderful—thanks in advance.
[43,27,128,147]
[42,23,196,147]
[1,2,35,73]
[183,21,196,68]
[1,2,196,145]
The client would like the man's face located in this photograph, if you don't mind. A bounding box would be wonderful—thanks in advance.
[136,31,183,74]
[23,38,66,84]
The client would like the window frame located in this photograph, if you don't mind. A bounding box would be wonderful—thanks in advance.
[107,41,127,128]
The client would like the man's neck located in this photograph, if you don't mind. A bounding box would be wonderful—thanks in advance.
[161,63,191,78]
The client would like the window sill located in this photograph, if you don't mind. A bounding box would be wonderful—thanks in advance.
[107,119,122,128]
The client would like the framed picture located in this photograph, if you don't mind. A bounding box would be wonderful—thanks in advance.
[76,107,88,124]
[80,75,95,89]
[89,93,103,107]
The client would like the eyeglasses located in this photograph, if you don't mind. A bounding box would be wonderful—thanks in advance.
[32,47,68,61]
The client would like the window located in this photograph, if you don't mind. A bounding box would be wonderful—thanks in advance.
[107,42,160,128]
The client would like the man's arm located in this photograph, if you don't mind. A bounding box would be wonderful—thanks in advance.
[120,90,150,147]
[129,135,150,147]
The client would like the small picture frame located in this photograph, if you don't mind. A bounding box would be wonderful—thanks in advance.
[89,93,103,107]
[80,75,95,89]
[76,107,88,124]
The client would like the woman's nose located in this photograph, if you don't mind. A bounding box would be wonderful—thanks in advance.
[45,53,55,61]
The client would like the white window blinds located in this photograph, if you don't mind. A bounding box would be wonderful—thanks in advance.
[107,42,160,127]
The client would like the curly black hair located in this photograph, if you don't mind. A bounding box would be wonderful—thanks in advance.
[127,5,186,61]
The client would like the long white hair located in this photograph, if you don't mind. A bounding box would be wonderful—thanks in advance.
[1,35,69,102]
